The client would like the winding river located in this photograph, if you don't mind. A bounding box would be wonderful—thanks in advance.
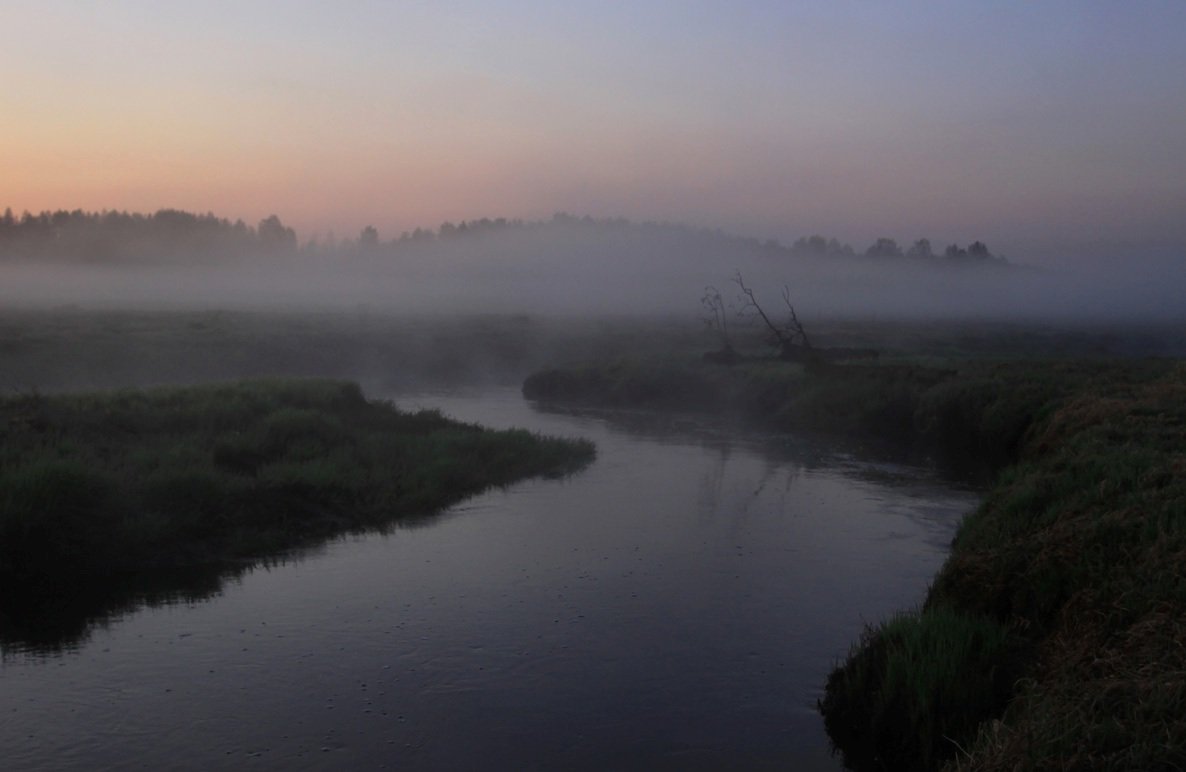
[2,386,978,770]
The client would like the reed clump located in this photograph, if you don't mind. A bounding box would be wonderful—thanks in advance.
[820,606,1020,771]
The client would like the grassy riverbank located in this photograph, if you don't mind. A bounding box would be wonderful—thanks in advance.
[523,358,1135,475]
[0,379,594,586]
[524,355,1186,770]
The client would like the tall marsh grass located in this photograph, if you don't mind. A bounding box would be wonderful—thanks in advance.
[0,379,594,583]
[821,606,1018,771]
[827,362,1186,770]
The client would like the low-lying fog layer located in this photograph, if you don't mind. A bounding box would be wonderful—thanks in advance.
[0,219,1181,322]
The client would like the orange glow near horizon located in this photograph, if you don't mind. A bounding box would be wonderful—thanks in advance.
[2,3,1184,254]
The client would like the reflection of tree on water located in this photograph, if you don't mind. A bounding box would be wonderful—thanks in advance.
[753,453,803,512]
[697,444,730,519]
[696,444,803,534]
[531,398,980,561]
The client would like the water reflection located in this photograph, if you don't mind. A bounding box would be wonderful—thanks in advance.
[524,397,979,549]
[2,387,979,771]
[1,567,232,656]
[0,517,469,655]
[527,397,984,491]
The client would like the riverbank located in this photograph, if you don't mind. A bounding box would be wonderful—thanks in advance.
[523,358,1149,477]
[0,379,594,587]
[523,355,1186,770]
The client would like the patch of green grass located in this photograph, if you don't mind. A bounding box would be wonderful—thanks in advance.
[0,379,594,583]
[525,356,1175,469]
[0,460,127,574]
[821,606,1019,771]
[829,362,1186,770]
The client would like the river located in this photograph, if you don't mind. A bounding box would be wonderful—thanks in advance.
[1,386,978,770]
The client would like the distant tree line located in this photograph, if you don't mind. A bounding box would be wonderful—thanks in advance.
[0,208,297,263]
[790,234,1002,263]
[0,207,1005,266]
[338,212,1007,265]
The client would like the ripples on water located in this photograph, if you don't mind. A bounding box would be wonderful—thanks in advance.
[1,387,978,770]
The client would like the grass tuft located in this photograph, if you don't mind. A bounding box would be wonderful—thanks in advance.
[821,606,1020,771]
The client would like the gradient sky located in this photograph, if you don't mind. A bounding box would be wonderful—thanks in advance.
[3,1,1185,260]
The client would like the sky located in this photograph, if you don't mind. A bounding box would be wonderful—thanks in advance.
[3,1,1185,261]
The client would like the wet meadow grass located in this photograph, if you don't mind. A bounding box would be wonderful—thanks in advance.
[0,378,594,585]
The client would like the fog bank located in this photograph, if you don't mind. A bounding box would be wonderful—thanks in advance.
[0,219,1181,323]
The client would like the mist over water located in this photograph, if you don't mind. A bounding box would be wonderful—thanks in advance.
[1,219,1182,323]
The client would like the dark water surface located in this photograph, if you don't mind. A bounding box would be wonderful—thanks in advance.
[2,387,978,770]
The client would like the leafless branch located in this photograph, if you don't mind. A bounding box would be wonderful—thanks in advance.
[733,271,785,347]
[732,271,814,360]
[780,286,812,350]
[700,285,730,345]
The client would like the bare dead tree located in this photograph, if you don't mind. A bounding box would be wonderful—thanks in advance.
[733,271,814,362]
[701,285,730,346]
[779,285,812,350]
[701,285,740,364]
